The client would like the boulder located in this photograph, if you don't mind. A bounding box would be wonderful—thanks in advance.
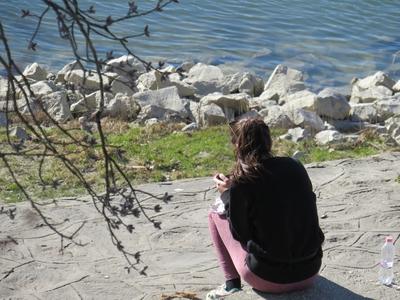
[355,71,395,90]
[70,91,113,114]
[287,109,325,133]
[183,63,224,95]
[41,91,72,122]
[188,100,200,123]
[111,76,137,96]
[23,81,57,98]
[249,98,277,110]
[105,55,146,77]
[103,93,140,121]
[137,105,178,123]
[325,120,366,132]
[374,95,400,121]
[393,80,400,93]
[199,93,249,121]
[316,88,350,120]
[350,85,393,103]
[385,115,400,145]
[144,118,160,126]
[281,127,312,142]
[259,106,294,129]
[137,71,196,97]
[350,72,395,103]
[65,70,112,92]
[314,130,345,145]
[132,86,189,119]
[222,72,263,97]
[260,64,306,104]
[283,90,318,112]
[350,103,380,123]
[198,103,227,127]
[23,63,48,81]
[56,61,83,83]
[0,78,8,101]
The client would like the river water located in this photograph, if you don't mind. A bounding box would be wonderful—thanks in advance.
[1,0,400,90]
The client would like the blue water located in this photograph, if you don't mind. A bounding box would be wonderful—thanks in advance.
[1,0,400,90]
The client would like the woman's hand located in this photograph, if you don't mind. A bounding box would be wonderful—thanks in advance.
[213,173,231,193]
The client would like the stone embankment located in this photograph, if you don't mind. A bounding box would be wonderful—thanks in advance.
[1,57,400,146]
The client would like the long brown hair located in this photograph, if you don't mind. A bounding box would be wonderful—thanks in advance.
[229,118,273,183]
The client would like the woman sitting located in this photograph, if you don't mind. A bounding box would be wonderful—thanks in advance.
[207,118,325,299]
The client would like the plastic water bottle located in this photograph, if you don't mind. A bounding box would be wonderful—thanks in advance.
[378,236,395,285]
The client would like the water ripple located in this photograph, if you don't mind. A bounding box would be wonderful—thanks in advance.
[0,0,400,90]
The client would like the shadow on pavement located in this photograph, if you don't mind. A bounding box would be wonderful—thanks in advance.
[253,276,371,300]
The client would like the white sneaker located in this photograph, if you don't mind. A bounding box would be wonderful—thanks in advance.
[206,284,241,299]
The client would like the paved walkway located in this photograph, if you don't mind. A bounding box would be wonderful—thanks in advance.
[1,153,400,299]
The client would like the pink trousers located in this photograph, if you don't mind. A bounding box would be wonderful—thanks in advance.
[208,211,317,293]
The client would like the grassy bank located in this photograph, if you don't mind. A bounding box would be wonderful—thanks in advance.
[0,120,398,203]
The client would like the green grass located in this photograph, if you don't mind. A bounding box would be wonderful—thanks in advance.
[396,176,400,184]
[0,120,398,203]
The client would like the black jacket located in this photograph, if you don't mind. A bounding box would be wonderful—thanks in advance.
[225,157,325,284]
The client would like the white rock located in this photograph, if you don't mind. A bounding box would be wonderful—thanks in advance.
[222,72,263,97]
[137,105,187,124]
[385,115,400,145]
[144,118,160,126]
[326,120,366,132]
[188,101,200,123]
[249,98,277,110]
[137,70,196,97]
[199,103,227,126]
[56,61,83,83]
[374,95,400,120]
[70,91,114,114]
[200,93,249,121]
[316,88,350,120]
[392,80,400,93]
[104,93,140,121]
[350,85,393,103]
[260,106,294,129]
[287,109,325,133]
[133,86,189,119]
[183,63,225,95]
[105,55,146,76]
[315,130,345,145]
[0,78,8,101]
[350,103,380,123]
[65,70,112,91]
[286,127,312,142]
[261,64,306,104]
[111,76,136,96]
[29,81,57,97]
[355,71,395,90]
[23,63,48,81]
[283,90,318,112]
[41,91,72,122]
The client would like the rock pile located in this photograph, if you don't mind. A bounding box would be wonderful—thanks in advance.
[1,57,400,146]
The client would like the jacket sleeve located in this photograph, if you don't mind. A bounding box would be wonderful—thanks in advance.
[227,184,252,244]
